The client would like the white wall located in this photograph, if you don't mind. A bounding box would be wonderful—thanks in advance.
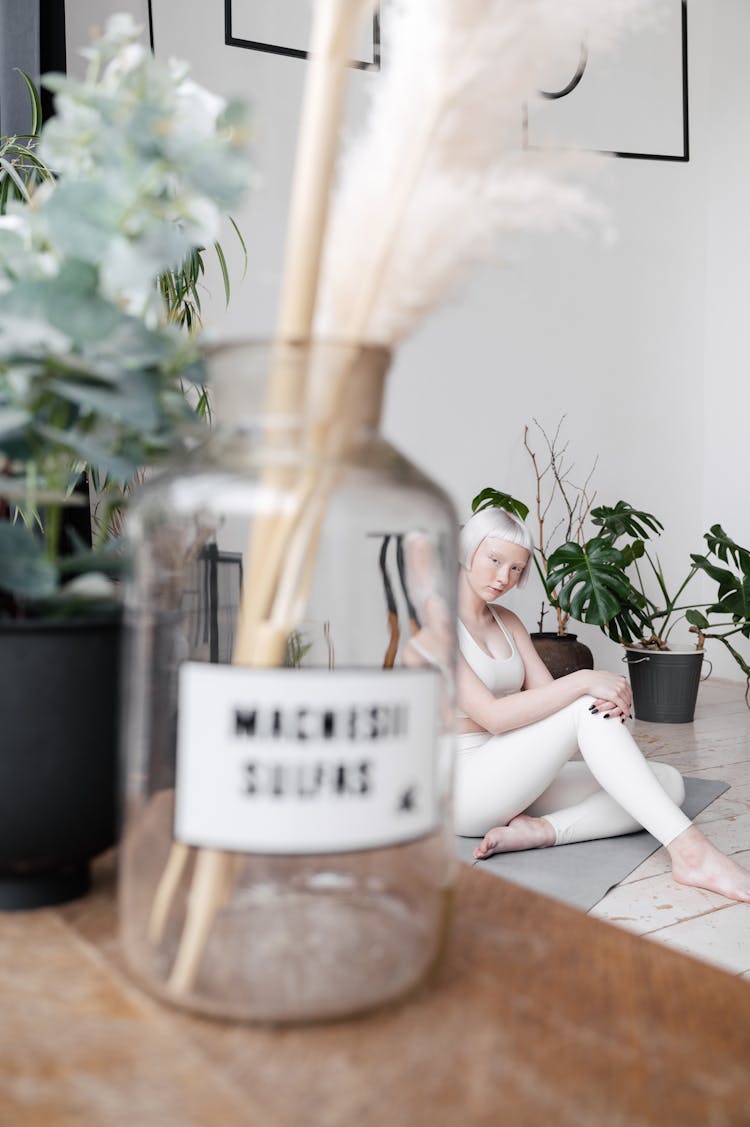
[64,1,750,680]
[700,1,750,680]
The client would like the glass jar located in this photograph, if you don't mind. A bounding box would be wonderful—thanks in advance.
[118,339,458,1023]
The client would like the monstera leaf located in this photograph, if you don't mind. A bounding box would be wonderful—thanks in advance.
[691,526,750,639]
[546,537,648,643]
[470,487,529,522]
[591,501,664,544]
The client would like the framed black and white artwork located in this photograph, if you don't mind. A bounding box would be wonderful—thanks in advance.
[224,0,380,70]
[524,0,689,161]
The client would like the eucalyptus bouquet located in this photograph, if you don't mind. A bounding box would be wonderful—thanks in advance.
[0,15,249,615]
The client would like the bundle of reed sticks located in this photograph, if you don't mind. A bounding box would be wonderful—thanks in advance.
[149,0,651,995]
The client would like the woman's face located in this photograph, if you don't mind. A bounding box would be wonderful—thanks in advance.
[467,537,529,602]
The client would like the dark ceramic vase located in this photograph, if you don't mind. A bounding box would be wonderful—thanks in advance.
[0,614,121,910]
[530,632,594,680]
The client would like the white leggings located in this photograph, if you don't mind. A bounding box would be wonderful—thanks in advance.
[454,696,691,847]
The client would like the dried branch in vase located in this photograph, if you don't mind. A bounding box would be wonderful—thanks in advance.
[524,415,599,635]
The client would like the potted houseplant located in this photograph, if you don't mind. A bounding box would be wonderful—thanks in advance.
[546,501,750,721]
[471,416,598,677]
[0,15,250,908]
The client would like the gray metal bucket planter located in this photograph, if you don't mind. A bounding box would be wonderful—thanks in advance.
[623,646,709,723]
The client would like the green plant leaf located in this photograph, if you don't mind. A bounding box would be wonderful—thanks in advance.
[0,521,58,598]
[690,552,735,590]
[546,537,644,632]
[16,69,43,138]
[691,528,750,642]
[471,488,529,522]
[48,368,162,432]
[703,524,750,575]
[0,154,32,200]
[620,539,645,566]
[227,215,248,278]
[591,501,663,543]
[686,609,710,630]
[2,261,124,347]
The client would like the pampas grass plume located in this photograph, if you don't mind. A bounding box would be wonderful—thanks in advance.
[316,0,656,345]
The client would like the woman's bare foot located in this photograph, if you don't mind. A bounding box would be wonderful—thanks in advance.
[668,826,750,903]
[473,814,556,860]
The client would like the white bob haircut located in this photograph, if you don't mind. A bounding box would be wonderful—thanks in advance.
[459,507,535,588]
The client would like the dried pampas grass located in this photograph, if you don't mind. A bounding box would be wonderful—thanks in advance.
[315,0,654,345]
[152,0,655,998]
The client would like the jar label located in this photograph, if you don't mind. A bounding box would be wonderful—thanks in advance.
[174,663,442,853]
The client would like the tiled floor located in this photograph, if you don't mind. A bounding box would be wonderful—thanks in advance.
[589,678,750,979]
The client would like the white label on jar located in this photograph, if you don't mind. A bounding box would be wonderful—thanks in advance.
[174,663,441,854]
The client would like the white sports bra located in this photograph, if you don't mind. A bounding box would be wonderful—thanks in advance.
[456,607,525,718]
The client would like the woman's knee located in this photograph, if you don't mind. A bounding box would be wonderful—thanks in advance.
[650,761,686,807]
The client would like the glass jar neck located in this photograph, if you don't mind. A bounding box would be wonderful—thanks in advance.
[206,338,391,447]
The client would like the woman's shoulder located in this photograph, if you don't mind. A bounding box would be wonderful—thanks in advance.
[490,604,533,649]
[489,604,525,633]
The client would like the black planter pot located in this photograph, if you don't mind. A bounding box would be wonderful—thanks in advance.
[530,632,594,679]
[0,614,121,910]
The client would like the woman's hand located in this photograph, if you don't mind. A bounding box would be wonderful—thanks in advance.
[581,670,633,719]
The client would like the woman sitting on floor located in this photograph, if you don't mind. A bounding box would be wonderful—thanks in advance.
[450,506,750,903]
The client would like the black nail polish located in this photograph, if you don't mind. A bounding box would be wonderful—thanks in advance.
[588,704,597,712]
[603,713,610,719]
[621,717,626,723]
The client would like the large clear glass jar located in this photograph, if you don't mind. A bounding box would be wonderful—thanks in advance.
[118,339,458,1023]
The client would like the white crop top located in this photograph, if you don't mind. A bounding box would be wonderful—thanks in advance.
[456,607,525,718]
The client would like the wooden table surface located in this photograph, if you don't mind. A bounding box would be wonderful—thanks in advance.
[1,854,749,1127]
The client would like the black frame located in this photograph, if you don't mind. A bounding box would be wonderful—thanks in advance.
[223,0,381,71]
[523,0,689,163]
[40,0,67,122]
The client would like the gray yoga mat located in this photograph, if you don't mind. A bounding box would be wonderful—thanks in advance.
[455,776,730,912]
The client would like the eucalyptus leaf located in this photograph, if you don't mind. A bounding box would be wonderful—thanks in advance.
[48,370,161,432]
[32,423,141,484]
[2,263,127,347]
[0,521,58,597]
[0,17,251,616]
[0,311,72,357]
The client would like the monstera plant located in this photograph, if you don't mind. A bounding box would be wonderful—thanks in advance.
[546,501,750,713]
